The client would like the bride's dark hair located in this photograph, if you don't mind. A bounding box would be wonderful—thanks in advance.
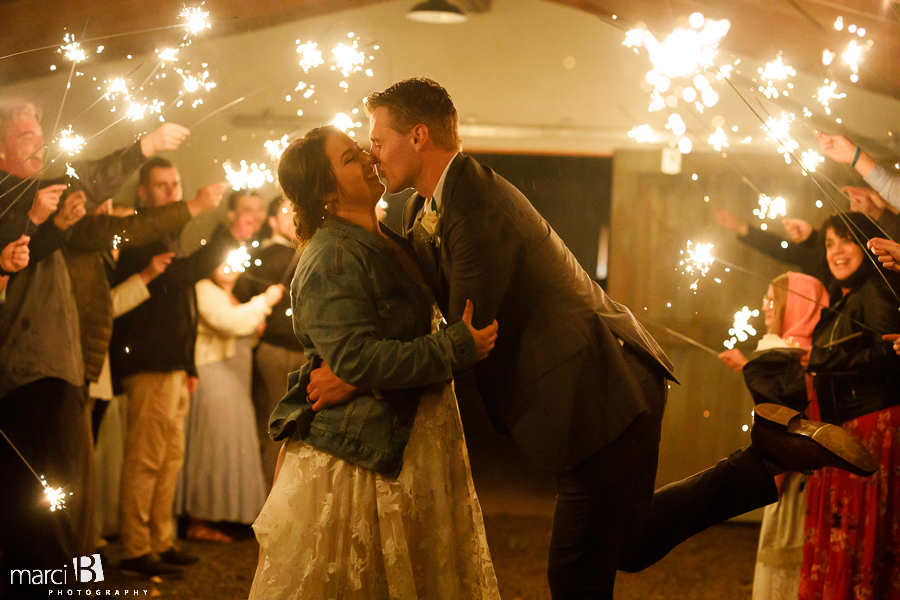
[277,126,338,244]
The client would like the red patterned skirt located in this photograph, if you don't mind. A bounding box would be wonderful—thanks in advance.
[799,404,900,600]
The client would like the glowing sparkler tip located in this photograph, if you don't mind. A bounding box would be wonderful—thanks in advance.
[224,160,274,190]
[181,6,211,35]
[58,126,85,156]
[40,476,68,512]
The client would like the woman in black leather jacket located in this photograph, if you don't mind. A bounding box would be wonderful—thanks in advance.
[800,212,900,600]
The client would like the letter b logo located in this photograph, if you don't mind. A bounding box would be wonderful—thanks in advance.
[73,554,104,583]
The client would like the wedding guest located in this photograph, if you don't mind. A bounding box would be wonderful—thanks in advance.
[177,257,282,542]
[719,272,829,600]
[0,96,188,597]
[816,131,900,209]
[109,158,244,579]
[234,196,305,485]
[800,212,900,599]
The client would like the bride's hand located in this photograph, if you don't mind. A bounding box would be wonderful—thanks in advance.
[462,299,498,361]
[308,362,358,411]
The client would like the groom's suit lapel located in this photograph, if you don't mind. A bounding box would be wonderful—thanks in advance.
[405,193,444,299]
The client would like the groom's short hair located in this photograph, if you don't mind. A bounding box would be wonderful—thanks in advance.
[365,78,461,152]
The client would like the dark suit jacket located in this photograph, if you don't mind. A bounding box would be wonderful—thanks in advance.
[402,153,677,473]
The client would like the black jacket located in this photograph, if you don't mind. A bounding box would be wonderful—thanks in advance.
[808,276,900,423]
[233,240,302,352]
[403,153,676,473]
[109,225,236,384]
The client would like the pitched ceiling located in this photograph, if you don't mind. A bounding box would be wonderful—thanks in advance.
[1,1,897,100]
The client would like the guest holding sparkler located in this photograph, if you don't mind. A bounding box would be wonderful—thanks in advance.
[109,158,249,579]
[0,96,190,597]
[799,212,900,600]
[233,196,306,486]
[816,131,900,210]
[719,272,829,600]
[176,256,282,542]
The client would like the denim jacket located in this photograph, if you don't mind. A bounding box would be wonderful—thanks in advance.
[268,216,477,477]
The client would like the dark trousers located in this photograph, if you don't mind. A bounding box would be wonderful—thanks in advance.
[0,378,94,599]
[547,348,778,599]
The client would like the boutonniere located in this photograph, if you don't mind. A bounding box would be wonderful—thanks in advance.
[420,210,441,248]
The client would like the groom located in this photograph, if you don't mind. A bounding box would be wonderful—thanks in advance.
[312,77,873,598]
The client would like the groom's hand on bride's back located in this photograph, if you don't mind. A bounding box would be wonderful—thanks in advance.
[462,299,498,361]
[308,362,358,411]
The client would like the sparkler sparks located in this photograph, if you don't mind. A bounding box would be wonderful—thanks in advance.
[753,194,786,220]
[180,70,216,93]
[332,113,362,134]
[58,126,85,155]
[65,163,79,180]
[332,40,366,77]
[723,306,759,349]
[841,40,867,81]
[180,5,211,35]
[632,17,730,80]
[59,33,86,63]
[296,41,325,72]
[757,54,795,99]
[41,476,70,512]
[224,161,274,190]
[708,127,728,151]
[816,80,845,114]
[800,149,824,173]
[265,135,290,160]
[104,77,130,100]
[628,124,655,143]
[680,240,715,293]
[225,247,252,274]
[762,112,799,164]
[158,47,179,62]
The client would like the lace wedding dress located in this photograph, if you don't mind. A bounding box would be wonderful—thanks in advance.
[249,380,500,599]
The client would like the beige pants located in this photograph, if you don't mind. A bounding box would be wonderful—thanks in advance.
[119,371,189,560]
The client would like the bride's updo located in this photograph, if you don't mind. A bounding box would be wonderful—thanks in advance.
[277,125,338,244]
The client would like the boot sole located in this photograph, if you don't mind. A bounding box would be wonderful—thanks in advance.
[754,404,877,476]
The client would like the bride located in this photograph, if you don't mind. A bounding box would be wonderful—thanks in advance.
[248,126,501,599]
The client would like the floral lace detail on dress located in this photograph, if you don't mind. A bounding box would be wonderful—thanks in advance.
[249,309,500,599]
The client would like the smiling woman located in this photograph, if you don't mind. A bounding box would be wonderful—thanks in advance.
[249,125,500,599]
[802,211,900,599]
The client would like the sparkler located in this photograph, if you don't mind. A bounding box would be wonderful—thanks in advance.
[800,149,824,173]
[224,161,274,190]
[332,113,362,135]
[59,34,87,63]
[723,306,759,349]
[628,124,655,143]
[0,427,71,512]
[103,77,131,100]
[757,54,795,99]
[816,80,845,114]
[180,70,216,93]
[180,5,211,35]
[753,194,786,220]
[762,112,799,165]
[708,127,728,151]
[225,247,252,274]
[65,163,79,179]
[296,41,324,72]
[58,126,85,155]
[332,40,366,77]
[265,135,290,160]
[680,240,715,293]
